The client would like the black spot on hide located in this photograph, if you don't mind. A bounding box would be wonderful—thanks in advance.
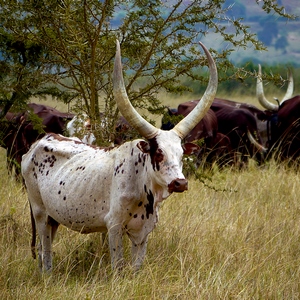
[144,185,154,219]
[148,137,164,171]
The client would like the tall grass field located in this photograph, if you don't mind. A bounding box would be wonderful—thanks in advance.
[1,88,300,299]
[1,145,300,299]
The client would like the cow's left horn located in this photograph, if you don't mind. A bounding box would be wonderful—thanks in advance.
[171,42,218,139]
[256,64,293,110]
[113,40,159,140]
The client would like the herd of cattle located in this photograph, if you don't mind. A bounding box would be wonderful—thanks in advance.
[2,41,300,272]
[1,66,299,179]
[163,65,299,167]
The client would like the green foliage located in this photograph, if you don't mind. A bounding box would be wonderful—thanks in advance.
[0,0,296,144]
[257,0,297,19]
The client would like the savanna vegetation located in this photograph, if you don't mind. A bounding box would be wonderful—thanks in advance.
[1,1,300,299]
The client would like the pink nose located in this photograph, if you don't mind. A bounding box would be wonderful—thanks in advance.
[168,178,188,193]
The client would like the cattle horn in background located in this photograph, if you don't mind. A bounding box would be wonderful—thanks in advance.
[247,130,268,153]
[256,64,294,111]
[281,68,294,103]
[113,40,218,140]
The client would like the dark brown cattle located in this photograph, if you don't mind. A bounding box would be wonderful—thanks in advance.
[162,102,218,143]
[162,98,267,166]
[211,106,263,164]
[210,99,267,165]
[211,98,271,147]
[0,103,74,177]
[274,96,300,160]
[259,95,300,161]
[0,111,24,174]
[257,65,300,161]
[161,102,232,167]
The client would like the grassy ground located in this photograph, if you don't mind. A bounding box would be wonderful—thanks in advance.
[1,146,300,299]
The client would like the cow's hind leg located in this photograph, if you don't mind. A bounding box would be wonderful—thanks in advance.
[34,211,58,272]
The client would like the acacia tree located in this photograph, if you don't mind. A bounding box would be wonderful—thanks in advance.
[0,11,63,118]
[0,0,296,144]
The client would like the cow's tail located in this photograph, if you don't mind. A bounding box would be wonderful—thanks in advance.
[30,204,36,259]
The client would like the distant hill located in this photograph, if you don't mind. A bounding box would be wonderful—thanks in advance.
[202,1,300,65]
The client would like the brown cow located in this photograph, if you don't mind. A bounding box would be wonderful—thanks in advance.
[257,65,300,161]
[0,103,74,178]
[162,99,268,167]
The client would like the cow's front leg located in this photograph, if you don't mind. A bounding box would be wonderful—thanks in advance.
[131,236,148,272]
[107,223,124,270]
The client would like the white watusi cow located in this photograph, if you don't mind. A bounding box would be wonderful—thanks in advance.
[21,40,218,272]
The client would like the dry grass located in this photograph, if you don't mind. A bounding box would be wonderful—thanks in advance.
[1,146,300,299]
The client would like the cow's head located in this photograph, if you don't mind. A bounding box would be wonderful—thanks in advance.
[113,40,218,198]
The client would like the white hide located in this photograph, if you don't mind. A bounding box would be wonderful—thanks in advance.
[21,130,186,271]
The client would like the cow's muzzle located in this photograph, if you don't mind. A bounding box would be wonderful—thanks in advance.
[168,178,188,193]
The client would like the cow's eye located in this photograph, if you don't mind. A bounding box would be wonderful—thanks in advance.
[155,151,164,163]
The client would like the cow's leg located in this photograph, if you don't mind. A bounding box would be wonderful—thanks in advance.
[107,222,124,270]
[34,212,54,272]
[131,236,148,272]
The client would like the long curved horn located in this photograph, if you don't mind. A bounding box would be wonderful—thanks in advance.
[247,130,268,153]
[171,42,218,139]
[113,40,159,139]
[281,68,294,103]
[256,64,278,112]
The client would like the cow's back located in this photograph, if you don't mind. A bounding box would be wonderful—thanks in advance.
[21,134,114,232]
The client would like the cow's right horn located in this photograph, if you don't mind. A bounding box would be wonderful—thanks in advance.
[171,42,218,140]
[113,40,159,140]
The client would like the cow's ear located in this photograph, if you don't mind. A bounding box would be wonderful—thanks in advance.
[137,141,150,153]
[182,142,200,155]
